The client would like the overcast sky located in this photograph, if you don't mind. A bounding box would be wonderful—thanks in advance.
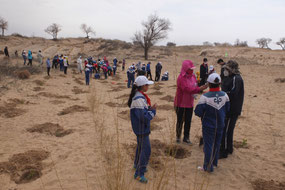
[0,0,284,49]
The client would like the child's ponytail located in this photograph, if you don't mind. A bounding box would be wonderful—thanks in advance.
[128,84,140,107]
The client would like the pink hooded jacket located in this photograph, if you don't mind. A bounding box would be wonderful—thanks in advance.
[174,60,200,108]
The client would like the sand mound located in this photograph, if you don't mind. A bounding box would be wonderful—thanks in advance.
[0,102,25,118]
[74,77,84,85]
[38,92,70,99]
[0,150,49,184]
[27,123,73,137]
[107,86,125,92]
[251,179,285,190]
[152,116,166,124]
[33,87,44,92]
[161,95,174,102]
[150,123,162,131]
[8,98,28,105]
[72,86,87,94]
[115,94,129,100]
[275,78,285,83]
[157,104,174,111]
[149,91,164,96]
[105,102,127,108]
[58,105,89,115]
[49,100,65,105]
[118,110,129,120]
[33,80,45,86]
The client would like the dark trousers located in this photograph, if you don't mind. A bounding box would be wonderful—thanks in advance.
[60,63,64,71]
[85,71,90,85]
[203,126,223,172]
[127,75,134,88]
[134,135,151,177]
[176,107,193,140]
[23,58,26,65]
[220,115,239,157]
[147,71,152,80]
[47,67,50,76]
[64,66,67,74]
[28,59,32,66]
[104,72,107,79]
[52,62,57,69]
[155,72,161,81]
[113,68,117,76]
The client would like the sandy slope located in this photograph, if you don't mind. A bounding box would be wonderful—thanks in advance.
[0,37,285,190]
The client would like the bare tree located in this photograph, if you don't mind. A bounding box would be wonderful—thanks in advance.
[256,38,272,49]
[234,39,248,47]
[0,16,8,36]
[45,23,61,40]
[132,13,171,60]
[80,24,95,39]
[276,38,285,50]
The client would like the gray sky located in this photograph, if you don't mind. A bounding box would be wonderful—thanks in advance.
[0,0,284,49]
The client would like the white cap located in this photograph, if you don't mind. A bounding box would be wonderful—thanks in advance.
[209,65,214,71]
[134,76,154,86]
[207,73,221,84]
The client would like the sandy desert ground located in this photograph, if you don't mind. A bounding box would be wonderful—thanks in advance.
[0,36,285,190]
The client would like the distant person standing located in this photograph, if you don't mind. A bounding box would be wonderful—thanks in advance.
[127,65,135,88]
[46,58,51,76]
[37,50,43,65]
[199,58,209,86]
[85,63,92,85]
[122,59,126,71]
[146,62,153,80]
[22,50,27,65]
[77,56,83,74]
[28,50,33,66]
[15,50,18,57]
[63,56,69,74]
[4,46,9,57]
[155,62,162,81]
[52,55,58,69]
[220,60,244,159]
[59,55,64,71]
[217,59,226,81]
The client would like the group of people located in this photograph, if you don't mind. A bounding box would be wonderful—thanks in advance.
[126,61,169,88]
[128,58,244,183]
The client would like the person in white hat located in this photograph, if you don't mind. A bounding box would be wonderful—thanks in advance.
[128,76,157,184]
[194,73,230,172]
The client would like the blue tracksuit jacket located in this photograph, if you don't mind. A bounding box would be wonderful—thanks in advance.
[130,92,156,136]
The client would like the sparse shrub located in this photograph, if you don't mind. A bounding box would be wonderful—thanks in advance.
[203,41,213,46]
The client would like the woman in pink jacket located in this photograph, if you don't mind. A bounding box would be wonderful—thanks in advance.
[174,60,208,144]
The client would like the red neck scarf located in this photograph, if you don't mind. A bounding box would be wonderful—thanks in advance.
[209,87,220,92]
[139,91,151,106]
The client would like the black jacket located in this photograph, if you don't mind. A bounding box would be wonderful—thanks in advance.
[199,63,208,85]
[155,63,162,73]
[220,67,225,81]
[222,74,244,116]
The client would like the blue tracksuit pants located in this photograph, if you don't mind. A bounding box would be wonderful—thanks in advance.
[85,71,90,85]
[127,74,134,88]
[134,135,151,177]
[202,126,223,172]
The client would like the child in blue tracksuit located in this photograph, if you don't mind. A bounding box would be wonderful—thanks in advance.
[128,76,157,184]
[127,66,135,88]
[194,73,230,172]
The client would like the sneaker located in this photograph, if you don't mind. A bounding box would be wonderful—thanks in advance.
[183,139,193,145]
[219,153,228,159]
[197,166,205,171]
[199,137,204,146]
[134,175,148,184]
[176,138,181,144]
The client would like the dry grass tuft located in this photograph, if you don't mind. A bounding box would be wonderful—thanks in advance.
[0,150,49,184]
[105,101,127,108]
[58,105,89,115]
[74,77,84,85]
[33,87,44,92]
[27,123,73,137]
[149,91,164,96]
[49,100,65,105]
